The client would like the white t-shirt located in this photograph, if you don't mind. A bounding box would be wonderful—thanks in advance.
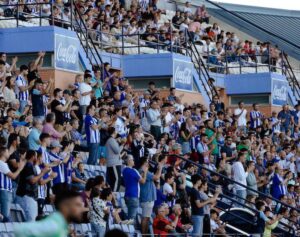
[79,82,92,106]
[0,160,10,175]
[163,183,173,195]
[234,108,247,127]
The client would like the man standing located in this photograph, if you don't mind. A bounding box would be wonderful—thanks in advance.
[16,150,51,221]
[250,103,263,129]
[139,157,163,234]
[122,155,147,222]
[278,104,293,133]
[85,104,100,165]
[234,101,247,133]
[231,153,248,205]
[147,100,162,140]
[197,133,213,165]
[79,74,92,116]
[0,147,25,221]
[32,79,53,121]
[51,88,72,126]
[28,119,43,151]
[15,65,34,113]
[190,174,218,237]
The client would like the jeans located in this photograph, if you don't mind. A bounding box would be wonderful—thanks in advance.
[192,215,204,236]
[19,100,28,114]
[16,195,38,221]
[236,189,247,206]
[91,223,106,237]
[33,116,45,122]
[125,197,139,221]
[0,190,12,221]
[87,143,100,165]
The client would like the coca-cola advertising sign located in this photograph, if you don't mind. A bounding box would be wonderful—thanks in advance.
[272,79,288,106]
[55,34,79,72]
[173,59,193,91]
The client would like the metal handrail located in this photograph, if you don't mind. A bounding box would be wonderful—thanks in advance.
[204,0,300,50]
[170,154,299,213]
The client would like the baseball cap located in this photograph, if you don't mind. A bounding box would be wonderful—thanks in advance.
[50,140,62,148]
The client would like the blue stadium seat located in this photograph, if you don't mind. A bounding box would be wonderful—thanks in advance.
[43,204,55,215]
[0,223,6,233]
[10,204,26,222]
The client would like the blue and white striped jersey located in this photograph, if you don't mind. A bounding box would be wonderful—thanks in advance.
[15,74,29,101]
[0,160,12,192]
[85,114,100,144]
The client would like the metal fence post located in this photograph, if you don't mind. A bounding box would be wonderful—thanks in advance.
[121,26,124,55]
[16,2,19,27]
[39,2,42,26]
[137,31,140,54]
[70,0,73,30]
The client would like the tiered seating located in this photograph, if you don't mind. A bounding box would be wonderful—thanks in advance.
[10,204,26,222]
[73,223,93,237]
[0,223,15,237]
[84,164,107,178]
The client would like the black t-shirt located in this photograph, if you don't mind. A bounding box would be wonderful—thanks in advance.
[7,151,20,173]
[16,162,38,198]
[71,100,82,120]
[51,99,65,125]
[190,187,204,216]
[220,145,233,158]
[27,70,40,83]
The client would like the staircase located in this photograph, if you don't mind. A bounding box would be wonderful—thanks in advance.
[185,32,219,103]
[70,1,104,70]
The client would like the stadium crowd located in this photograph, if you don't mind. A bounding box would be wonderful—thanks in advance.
[0,0,282,70]
[0,48,299,236]
[0,1,299,237]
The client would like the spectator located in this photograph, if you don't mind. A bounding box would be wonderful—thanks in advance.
[79,74,93,116]
[123,155,147,222]
[85,104,101,165]
[105,127,123,192]
[190,174,217,237]
[250,103,263,129]
[89,187,109,237]
[139,156,163,234]
[15,65,34,113]
[28,118,43,151]
[234,101,247,133]
[72,162,87,191]
[231,152,248,204]
[0,147,25,221]
[16,150,51,221]
[147,100,162,140]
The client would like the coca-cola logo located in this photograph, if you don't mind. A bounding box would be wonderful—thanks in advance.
[56,42,77,64]
[174,66,192,85]
[273,84,287,101]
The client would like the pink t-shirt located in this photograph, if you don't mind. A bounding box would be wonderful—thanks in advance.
[188,22,201,33]
[42,123,62,140]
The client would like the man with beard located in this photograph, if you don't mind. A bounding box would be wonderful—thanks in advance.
[14,189,84,237]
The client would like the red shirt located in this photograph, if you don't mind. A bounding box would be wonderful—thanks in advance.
[153,216,171,236]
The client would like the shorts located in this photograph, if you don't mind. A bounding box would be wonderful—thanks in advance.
[140,201,154,218]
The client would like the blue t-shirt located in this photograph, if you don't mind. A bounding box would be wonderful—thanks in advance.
[140,172,156,203]
[122,167,141,198]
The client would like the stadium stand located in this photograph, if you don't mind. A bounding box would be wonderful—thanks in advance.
[0,0,299,237]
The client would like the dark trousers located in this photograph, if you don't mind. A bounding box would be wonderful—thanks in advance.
[150,125,161,141]
[37,198,45,216]
[106,165,122,192]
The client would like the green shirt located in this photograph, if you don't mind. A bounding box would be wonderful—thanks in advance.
[237,144,250,160]
[14,212,68,237]
[205,128,218,155]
